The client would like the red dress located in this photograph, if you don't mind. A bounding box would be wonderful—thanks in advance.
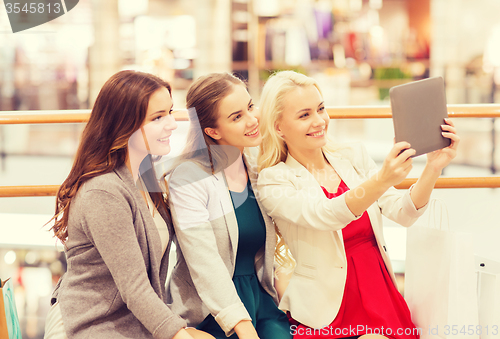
[289,180,419,339]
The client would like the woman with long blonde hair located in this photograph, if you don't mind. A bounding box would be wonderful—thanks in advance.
[257,71,460,339]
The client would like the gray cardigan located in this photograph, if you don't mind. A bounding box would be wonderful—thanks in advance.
[166,152,278,337]
[53,165,187,339]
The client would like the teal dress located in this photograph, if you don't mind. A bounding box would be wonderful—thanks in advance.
[197,179,291,339]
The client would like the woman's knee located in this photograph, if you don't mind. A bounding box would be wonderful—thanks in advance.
[185,328,216,339]
[359,335,391,339]
[257,321,292,339]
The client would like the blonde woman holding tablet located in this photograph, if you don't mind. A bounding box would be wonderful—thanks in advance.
[256,71,459,339]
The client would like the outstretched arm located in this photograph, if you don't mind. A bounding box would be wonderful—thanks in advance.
[409,118,460,209]
[344,142,415,217]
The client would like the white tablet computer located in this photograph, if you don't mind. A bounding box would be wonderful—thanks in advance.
[390,77,451,157]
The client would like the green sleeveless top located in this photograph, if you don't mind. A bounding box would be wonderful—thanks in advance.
[229,179,266,276]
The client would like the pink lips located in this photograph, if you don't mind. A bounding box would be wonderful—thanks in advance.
[158,135,171,143]
[307,130,325,138]
[245,127,260,138]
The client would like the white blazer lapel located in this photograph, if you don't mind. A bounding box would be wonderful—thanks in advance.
[324,151,368,251]
[324,150,388,265]
[284,154,324,193]
[213,171,239,265]
[244,155,274,258]
[284,153,348,247]
[323,151,363,190]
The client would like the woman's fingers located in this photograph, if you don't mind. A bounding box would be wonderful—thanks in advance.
[441,124,457,137]
[442,128,460,143]
[380,145,413,185]
[404,158,413,171]
[444,117,455,127]
[386,143,414,169]
[441,118,460,150]
[389,142,412,159]
[398,147,416,161]
[439,147,457,158]
[442,131,460,145]
[400,156,413,175]
[441,125,457,135]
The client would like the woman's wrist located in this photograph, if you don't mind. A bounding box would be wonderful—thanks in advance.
[422,163,443,181]
[424,160,444,176]
[368,173,393,193]
[234,320,259,339]
[409,164,442,210]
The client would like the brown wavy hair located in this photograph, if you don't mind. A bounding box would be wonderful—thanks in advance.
[49,70,172,243]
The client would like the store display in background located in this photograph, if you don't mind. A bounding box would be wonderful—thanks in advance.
[311,68,351,106]
[236,0,437,105]
[0,1,499,337]
[132,15,196,87]
[0,249,65,339]
[0,0,92,112]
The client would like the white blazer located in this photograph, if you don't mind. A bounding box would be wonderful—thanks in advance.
[256,143,426,329]
[166,150,278,336]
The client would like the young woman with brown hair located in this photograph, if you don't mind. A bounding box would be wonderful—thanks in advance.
[44,70,212,339]
[166,73,291,339]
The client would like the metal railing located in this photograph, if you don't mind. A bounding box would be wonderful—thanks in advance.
[1,104,499,197]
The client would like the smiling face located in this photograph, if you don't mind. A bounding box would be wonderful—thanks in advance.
[204,84,261,152]
[128,86,177,157]
[276,84,328,155]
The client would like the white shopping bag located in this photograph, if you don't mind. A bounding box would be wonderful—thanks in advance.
[475,256,500,339]
[404,200,479,339]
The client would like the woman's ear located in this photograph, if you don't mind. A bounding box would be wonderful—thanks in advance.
[204,127,221,140]
[274,122,284,138]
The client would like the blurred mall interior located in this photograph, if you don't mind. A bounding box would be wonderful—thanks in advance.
[1,0,500,337]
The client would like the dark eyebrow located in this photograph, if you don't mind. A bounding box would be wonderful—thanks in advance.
[295,101,324,115]
[227,99,252,119]
[227,110,242,119]
[295,108,310,115]
[150,104,174,116]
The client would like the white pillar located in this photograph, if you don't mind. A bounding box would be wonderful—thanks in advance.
[88,0,121,105]
[193,0,232,78]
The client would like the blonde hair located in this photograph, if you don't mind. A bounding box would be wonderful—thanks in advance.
[258,71,337,271]
[258,71,325,172]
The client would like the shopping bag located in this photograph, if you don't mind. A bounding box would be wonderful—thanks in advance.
[0,280,8,339]
[0,278,22,339]
[404,200,479,339]
[475,256,500,339]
